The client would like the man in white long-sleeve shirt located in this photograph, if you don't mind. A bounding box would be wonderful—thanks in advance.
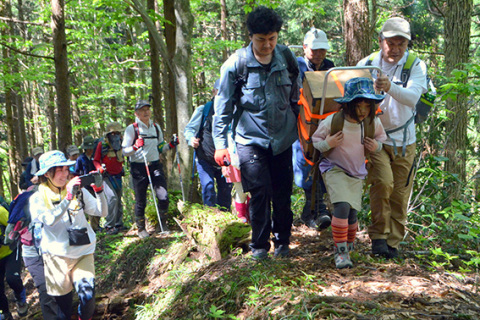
[122,100,179,238]
[357,17,427,259]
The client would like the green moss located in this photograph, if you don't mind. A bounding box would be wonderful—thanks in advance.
[217,222,251,258]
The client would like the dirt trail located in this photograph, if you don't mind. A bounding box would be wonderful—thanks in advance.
[20,221,480,319]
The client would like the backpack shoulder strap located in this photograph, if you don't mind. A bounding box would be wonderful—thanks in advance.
[363,116,376,140]
[278,44,299,81]
[400,52,418,88]
[133,122,140,141]
[330,110,345,136]
[234,48,248,88]
[365,51,380,66]
[154,123,161,140]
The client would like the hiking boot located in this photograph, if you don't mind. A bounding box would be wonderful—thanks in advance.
[138,230,150,239]
[302,218,318,230]
[315,214,332,231]
[274,244,290,258]
[347,242,355,252]
[235,200,250,224]
[334,242,353,269]
[106,227,119,235]
[251,248,268,260]
[387,245,399,259]
[157,220,170,233]
[16,300,28,317]
[371,239,389,257]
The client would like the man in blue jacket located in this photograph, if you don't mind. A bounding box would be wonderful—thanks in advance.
[213,6,300,260]
[293,27,334,230]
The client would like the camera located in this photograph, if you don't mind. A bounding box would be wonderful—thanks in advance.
[79,172,101,188]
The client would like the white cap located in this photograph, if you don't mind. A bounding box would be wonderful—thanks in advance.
[381,17,411,40]
[303,27,330,50]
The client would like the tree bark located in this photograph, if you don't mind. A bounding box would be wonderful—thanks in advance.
[163,0,176,140]
[343,0,373,66]
[147,0,164,129]
[125,23,136,124]
[51,0,72,151]
[220,0,228,62]
[444,0,472,185]
[172,0,194,193]
[47,86,57,150]
[1,0,19,197]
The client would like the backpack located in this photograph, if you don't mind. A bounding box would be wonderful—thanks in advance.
[366,51,436,156]
[366,51,436,124]
[132,122,161,142]
[233,44,299,132]
[92,137,108,159]
[5,191,38,252]
[194,100,218,168]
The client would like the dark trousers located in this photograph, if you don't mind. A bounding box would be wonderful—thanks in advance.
[196,158,232,210]
[0,252,25,314]
[131,161,169,231]
[24,255,58,319]
[237,144,294,251]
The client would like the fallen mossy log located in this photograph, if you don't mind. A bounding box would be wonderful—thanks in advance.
[179,203,251,260]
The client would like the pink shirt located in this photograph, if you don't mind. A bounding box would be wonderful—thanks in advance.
[312,114,386,179]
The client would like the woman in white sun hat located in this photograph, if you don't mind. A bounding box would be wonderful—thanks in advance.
[29,150,107,320]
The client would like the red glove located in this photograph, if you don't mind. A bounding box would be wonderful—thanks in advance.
[66,176,81,201]
[133,137,144,151]
[214,149,231,167]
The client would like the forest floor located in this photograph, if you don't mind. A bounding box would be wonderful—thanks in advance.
[20,216,480,320]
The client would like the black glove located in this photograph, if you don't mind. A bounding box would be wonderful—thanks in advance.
[169,135,180,149]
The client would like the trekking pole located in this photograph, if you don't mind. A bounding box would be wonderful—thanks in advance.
[174,134,186,202]
[140,148,165,233]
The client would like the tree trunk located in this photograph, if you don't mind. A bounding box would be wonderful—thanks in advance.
[220,0,228,62]
[172,0,193,195]
[444,0,472,186]
[51,0,72,151]
[47,85,58,150]
[125,23,136,124]
[1,0,19,197]
[163,0,176,139]
[147,0,164,130]
[343,0,373,66]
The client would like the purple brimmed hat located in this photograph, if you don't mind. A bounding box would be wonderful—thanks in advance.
[35,150,76,176]
[334,77,385,104]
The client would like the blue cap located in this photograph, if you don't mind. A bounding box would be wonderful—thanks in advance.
[334,77,385,104]
[35,150,77,176]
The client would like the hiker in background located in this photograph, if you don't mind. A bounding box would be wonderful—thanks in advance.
[222,133,250,223]
[312,77,386,269]
[19,156,34,191]
[7,185,59,319]
[75,135,96,177]
[66,144,80,177]
[122,100,179,239]
[357,17,427,259]
[0,206,28,319]
[75,135,101,232]
[293,27,334,230]
[25,146,44,187]
[184,81,232,211]
[213,6,300,259]
[29,150,107,320]
[94,122,125,235]
[66,145,80,162]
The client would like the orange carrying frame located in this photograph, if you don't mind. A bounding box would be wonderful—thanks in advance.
[297,66,382,166]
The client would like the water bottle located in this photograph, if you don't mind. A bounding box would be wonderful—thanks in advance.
[33,222,42,249]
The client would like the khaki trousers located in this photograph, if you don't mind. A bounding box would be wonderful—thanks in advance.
[367,143,415,248]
